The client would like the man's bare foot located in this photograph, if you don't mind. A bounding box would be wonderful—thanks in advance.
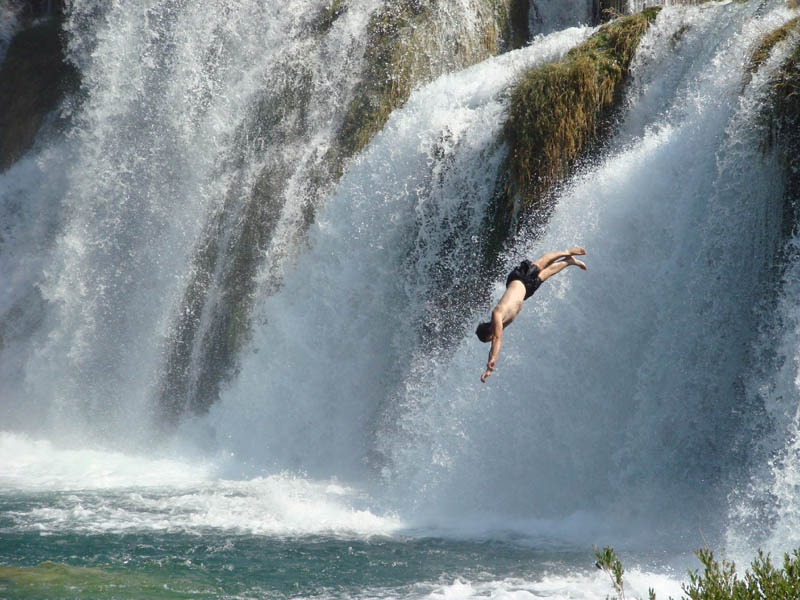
[568,246,586,256]
[564,256,587,270]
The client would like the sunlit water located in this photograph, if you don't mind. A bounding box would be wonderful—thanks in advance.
[0,433,686,600]
[2,1,800,598]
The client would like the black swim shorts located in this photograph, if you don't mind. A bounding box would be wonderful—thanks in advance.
[506,259,542,300]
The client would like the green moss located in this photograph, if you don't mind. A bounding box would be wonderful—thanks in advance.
[749,17,800,73]
[500,9,659,229]
[0,561,217,599]
[312,0,349,35]
[334,0,529,161]
[333,0,435,158]
[0,17,78,172]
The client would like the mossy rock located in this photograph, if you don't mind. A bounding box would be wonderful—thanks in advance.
[497,8,660,238]
[749,16,800,73]
[157,63,316,421]
[761,30,800,238]
[334,0,530,162]
[312,0,349,35]
[0,17,78,171]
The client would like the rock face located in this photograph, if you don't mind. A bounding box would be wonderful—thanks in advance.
[763,20,800,237]
[0,16,77,171]
[746,17,800,240]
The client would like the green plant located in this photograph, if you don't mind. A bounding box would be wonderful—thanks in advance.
[595,546,800,600]
[682,548,800,600]
[595,545,627,599]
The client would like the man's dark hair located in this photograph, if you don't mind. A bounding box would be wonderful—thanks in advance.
[475,322,492,343]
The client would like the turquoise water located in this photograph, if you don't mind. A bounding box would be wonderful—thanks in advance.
[2,2,800,598]
[0,435,687,600]
[0,519,591,599]
[0,489,619,600]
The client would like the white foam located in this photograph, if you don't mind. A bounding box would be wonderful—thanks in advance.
[7,477,402,537]
[0,431,212,491]
[374,570,685,600]
[0,431,402,537]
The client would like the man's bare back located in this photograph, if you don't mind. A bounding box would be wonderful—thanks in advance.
[476,247,587,382]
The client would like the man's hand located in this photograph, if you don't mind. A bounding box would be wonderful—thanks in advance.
[481,315,502,383]
[480,359,496,383]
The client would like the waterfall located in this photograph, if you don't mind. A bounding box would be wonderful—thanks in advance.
[0,2,20,62]
[1,0,524,441]
[529,0,594,35]
[192,25,593,482]
[4,0,371,441]
[1,0,800,558]
[727,22,800,555]
[188,1,798,546]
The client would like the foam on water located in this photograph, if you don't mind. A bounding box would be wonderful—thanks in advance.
[0,432,211,491]
[417,571,684,600]
[0,432,402,537]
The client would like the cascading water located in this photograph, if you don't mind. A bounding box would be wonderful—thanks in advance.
[3,0,519,438]
[198,0,796,542]
[2,0,800,598]
[192,24,594,483]
[0,2,19,62]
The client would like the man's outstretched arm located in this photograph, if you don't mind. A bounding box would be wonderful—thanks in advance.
[481,311,503,382]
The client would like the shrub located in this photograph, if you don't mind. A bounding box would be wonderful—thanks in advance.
[595,546,800,600]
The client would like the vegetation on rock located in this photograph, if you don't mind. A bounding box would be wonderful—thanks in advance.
[752,19,800,238]
[749,16,800,73]
[494,8,660,245]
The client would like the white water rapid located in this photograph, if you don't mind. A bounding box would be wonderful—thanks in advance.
[1,0,800,587]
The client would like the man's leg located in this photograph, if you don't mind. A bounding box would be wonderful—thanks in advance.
[537,255,587,282]
[533,247,586,271]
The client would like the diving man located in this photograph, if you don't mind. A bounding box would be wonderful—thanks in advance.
[476,247,587,382]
